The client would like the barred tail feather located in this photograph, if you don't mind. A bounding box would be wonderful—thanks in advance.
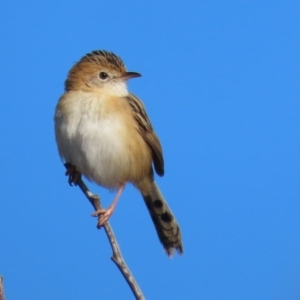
[142,181,183,256]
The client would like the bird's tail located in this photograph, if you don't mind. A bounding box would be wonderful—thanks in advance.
[141,181,183,256]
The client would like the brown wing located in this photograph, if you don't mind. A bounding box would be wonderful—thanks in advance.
[126,93,164,176]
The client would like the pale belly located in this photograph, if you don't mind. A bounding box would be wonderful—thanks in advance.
[55,101,152,188]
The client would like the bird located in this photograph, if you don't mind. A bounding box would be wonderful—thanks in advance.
[54,50,183,256]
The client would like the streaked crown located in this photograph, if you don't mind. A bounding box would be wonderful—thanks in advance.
[80,50,126,73]
[65,50,127,91]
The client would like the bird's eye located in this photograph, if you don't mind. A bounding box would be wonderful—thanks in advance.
[99,72,108,80]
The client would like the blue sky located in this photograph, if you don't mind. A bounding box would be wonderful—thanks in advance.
[1,1,300,299]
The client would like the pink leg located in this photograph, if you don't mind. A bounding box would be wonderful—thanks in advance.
[92,183,125,227]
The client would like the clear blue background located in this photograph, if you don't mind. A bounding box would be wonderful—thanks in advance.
[1,1,299,299]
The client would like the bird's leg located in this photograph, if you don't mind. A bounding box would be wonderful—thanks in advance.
[92,183,125,227]
[65,163,81,186]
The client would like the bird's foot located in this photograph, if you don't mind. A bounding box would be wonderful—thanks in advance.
[91,183,125,227]
[65,163,81,186]
[92,207,115,228]
[92,183,125,228]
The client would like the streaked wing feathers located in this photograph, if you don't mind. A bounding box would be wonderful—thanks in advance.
[126,94,164,176]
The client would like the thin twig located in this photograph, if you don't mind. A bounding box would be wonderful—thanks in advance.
[0,276,5,300]
[64,163,144,300]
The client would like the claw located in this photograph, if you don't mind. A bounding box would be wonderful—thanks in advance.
[91,183,125,228]
[92,208,115,227]
[65,164,81,186]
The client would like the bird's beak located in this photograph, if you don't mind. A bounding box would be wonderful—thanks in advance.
[120,72,142,81]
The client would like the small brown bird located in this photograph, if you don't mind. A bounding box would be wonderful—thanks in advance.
[54,50,183,256]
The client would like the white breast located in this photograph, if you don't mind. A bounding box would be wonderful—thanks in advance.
[55,91,134,188]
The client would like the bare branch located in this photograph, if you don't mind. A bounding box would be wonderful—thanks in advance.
[0,276,5,300]
[64,163,144,300]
